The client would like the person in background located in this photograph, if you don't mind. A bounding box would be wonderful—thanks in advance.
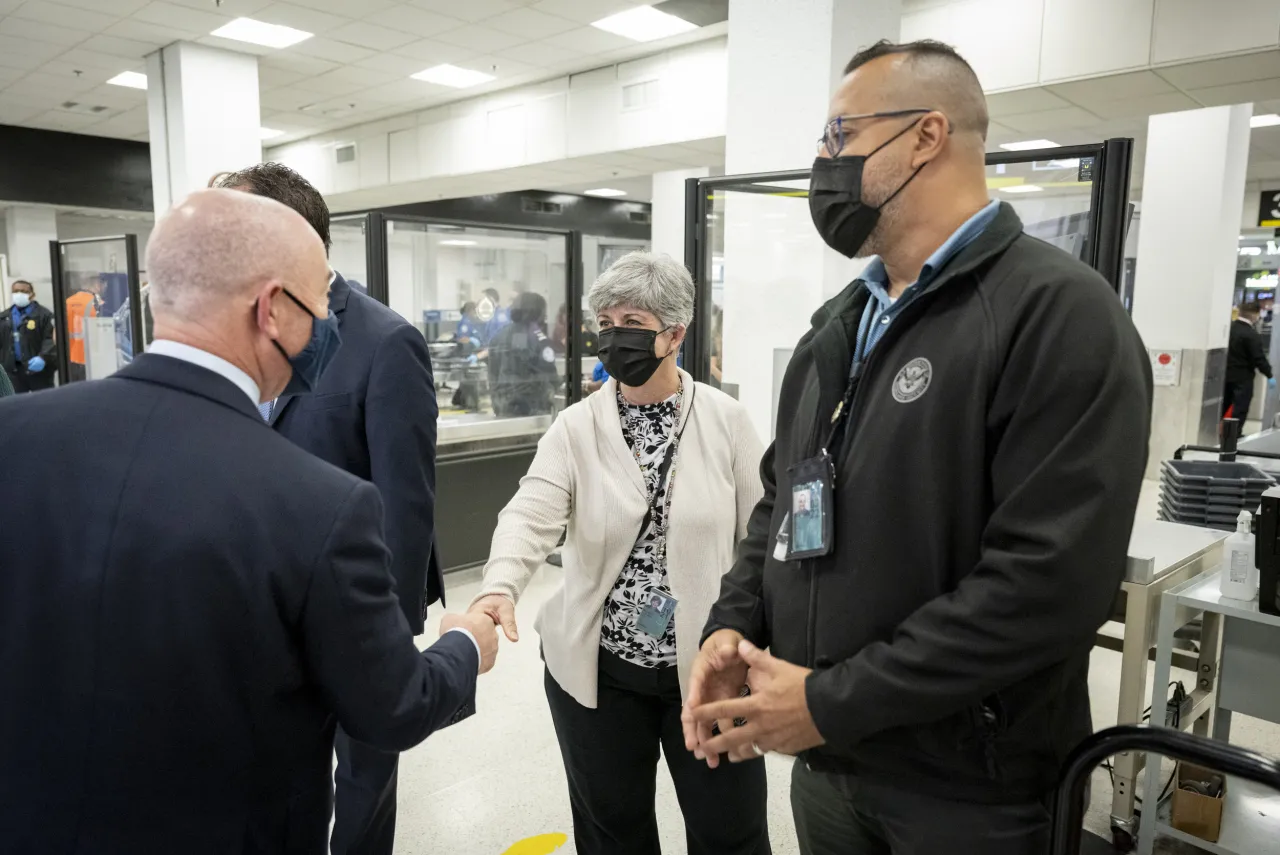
[3,279,58,392]
[487,291,559,417]
[683,40,1151,855]
[585,359,609,393]
[213,163,444,855]
[0,188,497,852]
[479,287,511,346]
[64,274,104,382]
[456,301,483,356]
[1224,300,1273,422]
[469,252,771,855]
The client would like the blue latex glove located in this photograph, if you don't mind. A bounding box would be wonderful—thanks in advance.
[26,356,45,373]
[1269,377,1276,389]
[467,354,479,367]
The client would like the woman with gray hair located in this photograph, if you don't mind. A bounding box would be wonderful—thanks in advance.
[469,251,770,854]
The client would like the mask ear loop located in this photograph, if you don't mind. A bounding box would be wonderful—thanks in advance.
[873,116,930,210]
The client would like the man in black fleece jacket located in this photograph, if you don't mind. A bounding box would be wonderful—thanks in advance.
[682,39,1152,855]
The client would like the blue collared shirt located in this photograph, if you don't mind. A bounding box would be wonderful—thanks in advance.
[10,303,34,362]
[854,199,1001,366]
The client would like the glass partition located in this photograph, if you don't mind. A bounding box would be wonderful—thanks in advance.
[50,235,142,383]
[383,217,571,442]
[580,235,649,390]
[330,214,370,295]
[686,139,1133,385]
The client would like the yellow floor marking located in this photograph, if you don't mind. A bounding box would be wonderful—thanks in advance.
[501,832,568,855]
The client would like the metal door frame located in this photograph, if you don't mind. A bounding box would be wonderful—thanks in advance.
[47,234,142,383]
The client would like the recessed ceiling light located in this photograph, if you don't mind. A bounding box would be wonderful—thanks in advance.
[411,64,495,88]
[439,239,478,247]
[1000,184,1044,193]
[211,17,313,49]
[259,127,285,140]
[999,139,1060,151]
[107,71,147,90]
[1251,114,1280,128]
[591,6,697,42]
[584,188,627,197]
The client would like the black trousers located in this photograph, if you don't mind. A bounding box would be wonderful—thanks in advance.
[331,726,400,855]
[544,650,771,855]
[1223,380,1255,421]
[6,367,55,393]
[791,760,1051,855]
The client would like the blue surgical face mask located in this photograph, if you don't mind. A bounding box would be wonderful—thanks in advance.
[270,288,342,396]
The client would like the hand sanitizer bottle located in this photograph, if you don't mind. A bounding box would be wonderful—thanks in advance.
[1220,510,1258,602]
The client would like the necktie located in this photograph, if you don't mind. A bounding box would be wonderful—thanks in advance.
[258,400,273,422]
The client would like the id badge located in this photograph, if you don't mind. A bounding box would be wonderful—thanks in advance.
[786,453,835,560]
[636,591,678,637]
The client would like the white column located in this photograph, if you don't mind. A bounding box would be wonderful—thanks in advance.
[1132,104,1252,473]
[723,0,901,439]
[652,167,710,263]
[4,206,58,308]
[147,42,263,218]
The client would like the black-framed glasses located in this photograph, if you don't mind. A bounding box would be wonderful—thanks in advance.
[818,108,933,157]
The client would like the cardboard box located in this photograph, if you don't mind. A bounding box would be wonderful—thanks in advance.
[1170,762,1227,843]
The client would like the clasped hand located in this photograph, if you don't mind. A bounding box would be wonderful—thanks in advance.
[680,630,826,767]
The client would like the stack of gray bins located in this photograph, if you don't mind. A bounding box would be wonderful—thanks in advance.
[1158,460,1275,531]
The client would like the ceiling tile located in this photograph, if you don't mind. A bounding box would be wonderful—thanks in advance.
[291,65,398,95]
[258,64,308,88]
[0,96,43,123]
[11,1,124,31]
[258,84,326,111]
[1156,51,1280,91]
[196,33,277,55]
[161,0,274,13]
[259,51,340,76]
[354,53,435,76]
[1087,91,1202,121]
[437,24,524,53]
[51,0,148,10]
[391,37,474,64]
[985,87,1075,118]
[999,106,1105,134]
[253,2,352,33]
[79,33,161,58]
[542,25,632,54]
[55,47,146,72]
[288,35,375,64]
[281,0,397,14]
[37,59,127,86]
[0,66,24,86]
[528,0,635,25]
[0,49,56,71]
[497,39,585,67]
[407,0,521,22]
[0,15,92,45]
[465,54,535,80]
[326,19,421,50]
[362,78,439,103]
[1046,70,1178,106]
[104,19,191,46]
[132,1,232,34]
[485,7,578,39]
[373,4,465,38]
[28,109,106,130]
[1187,77,1280,107]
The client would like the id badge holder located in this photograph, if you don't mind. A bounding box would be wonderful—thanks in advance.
[785,452,835,560]
[636,591,678,637]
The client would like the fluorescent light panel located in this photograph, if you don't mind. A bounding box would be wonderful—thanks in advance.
[411,64,494,88]
[1000,185,1044,193]
[1251,114,1280,128]
[439,239,478,247]
[591,6,697,42]
[584,188,627,197]
[107,71,147,89]
[259,127,285,140]
[211,17,313,49]
[999,139,1060,151]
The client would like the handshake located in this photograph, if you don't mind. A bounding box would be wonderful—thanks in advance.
[437,593,520,675]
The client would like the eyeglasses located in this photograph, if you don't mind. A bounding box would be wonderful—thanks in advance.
[818,108,933,158]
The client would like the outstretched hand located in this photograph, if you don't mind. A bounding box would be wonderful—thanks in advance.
[686,639,825,765]
[469,593,519,642]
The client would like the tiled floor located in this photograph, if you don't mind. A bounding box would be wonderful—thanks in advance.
[392,480,1280,854]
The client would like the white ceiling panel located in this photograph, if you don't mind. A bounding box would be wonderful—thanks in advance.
[1047,70,1179,105]
[391,37,474,65]
[485,7,578,39]
[326,19,421,51]
[286,0,398,14]
[353,53,436,76]
[57,47,147,72]
[407,0,524,22]
[1156,50,1280,90]
[0,95,44,121]
[258,84,326,111]
[258,64,308,88]
[360,78,438,104]
[288,35,375,64]
[0,65,23,85]
[163,0,274,13]
[11,1,123,31]
[528,0,635,25]
[438,24,524,53]
[372,4,464,38]
[38,59,128,85]
[292,65,399,95]
[104,18,193,45]
[57,0,148,13]
[543,25,633,54]
[78,33,165,57]
[252,2,352,33]
[1086,90,1202,121]
[259,51,340,76]
[1187,77,1280,107]
[132,1,231,33]
[985,87,1075,117]
[0,49,53,71]
[0,14,92,43]
[999,106,1105,134]
[498,40,585,68]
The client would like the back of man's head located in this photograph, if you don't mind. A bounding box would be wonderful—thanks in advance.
[844,39,989,143]
[211,162,331,251]
[1240,301,1262,319]
[147,188,325,324]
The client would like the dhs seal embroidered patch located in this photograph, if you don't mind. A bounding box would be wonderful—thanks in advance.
[892,357,932,403]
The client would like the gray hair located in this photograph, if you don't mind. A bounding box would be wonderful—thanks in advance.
[588,251,695,328]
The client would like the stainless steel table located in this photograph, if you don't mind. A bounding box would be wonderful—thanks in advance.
[1103,521,1229,847]
[1138,569,1280,854]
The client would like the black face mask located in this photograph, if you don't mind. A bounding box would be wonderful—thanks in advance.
[597,326,672,388]
[809,118,925,258]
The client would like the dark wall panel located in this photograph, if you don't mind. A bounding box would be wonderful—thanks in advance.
[0,124,152,212]
[364,190,652,240]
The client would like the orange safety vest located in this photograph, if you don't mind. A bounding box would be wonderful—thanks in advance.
[65,291,99,366]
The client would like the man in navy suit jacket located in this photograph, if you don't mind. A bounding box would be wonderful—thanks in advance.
[215,163,444,855]
[0,189,498,855]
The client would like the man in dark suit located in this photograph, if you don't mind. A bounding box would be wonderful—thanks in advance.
[214,163,443,855]
[0,188,499,855]
[1224,300,1273,421]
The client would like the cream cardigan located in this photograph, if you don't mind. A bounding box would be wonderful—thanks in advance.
[473,369,765,709]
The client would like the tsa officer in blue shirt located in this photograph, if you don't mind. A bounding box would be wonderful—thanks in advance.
[3,280,58,393]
